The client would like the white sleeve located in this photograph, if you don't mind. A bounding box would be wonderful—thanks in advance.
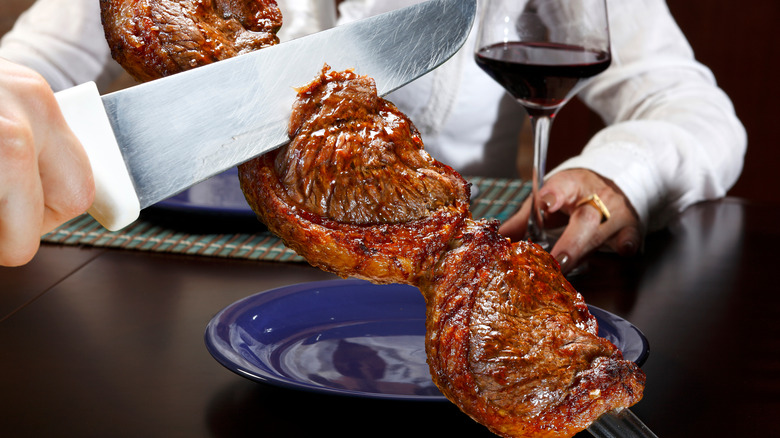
[552,0,747,231]
[0,0,123,92]
[275,0,337,41]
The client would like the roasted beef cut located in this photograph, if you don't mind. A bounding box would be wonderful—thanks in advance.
[421,219,645,437]
[100,0,282,81]
[239,66,471,285]
[101,2,646,436]
[238,67,646,438]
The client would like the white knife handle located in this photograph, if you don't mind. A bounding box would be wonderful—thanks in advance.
[54,82,140,231]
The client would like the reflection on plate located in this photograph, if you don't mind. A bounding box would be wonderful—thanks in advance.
[204,279,649,401]
[142,168,266,233]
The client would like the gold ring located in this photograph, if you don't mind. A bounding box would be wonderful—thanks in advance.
[576,194,611,224]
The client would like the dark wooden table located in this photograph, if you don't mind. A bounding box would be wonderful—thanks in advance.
[1,197,777,437]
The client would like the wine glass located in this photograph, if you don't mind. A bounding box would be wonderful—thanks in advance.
[474,0,611,250]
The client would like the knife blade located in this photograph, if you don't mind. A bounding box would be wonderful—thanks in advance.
[54,0,477,231]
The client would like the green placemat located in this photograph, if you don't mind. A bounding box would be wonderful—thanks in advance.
[42,177,529,262]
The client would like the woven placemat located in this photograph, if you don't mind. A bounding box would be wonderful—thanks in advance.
[42,177,529,262]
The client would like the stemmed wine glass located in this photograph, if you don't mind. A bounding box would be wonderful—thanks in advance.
[474,0,611,250]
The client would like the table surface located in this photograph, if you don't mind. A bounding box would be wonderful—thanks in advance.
[1,197,778,438]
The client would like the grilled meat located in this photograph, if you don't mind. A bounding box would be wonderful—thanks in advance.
[100,0,281,81]
[239,66,645,437]
[239,67,645,437]
[421,219,645,438]
[239,67,471,285]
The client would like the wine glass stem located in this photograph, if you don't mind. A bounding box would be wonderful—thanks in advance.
[527,113,554,249]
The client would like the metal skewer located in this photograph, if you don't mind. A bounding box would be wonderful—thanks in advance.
[587,408,658,438]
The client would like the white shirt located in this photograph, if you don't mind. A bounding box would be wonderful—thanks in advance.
[1,0,746,231]
[337,0,747,231]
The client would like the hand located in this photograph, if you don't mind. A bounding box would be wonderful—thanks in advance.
[499,168,641,274]
[0,59,94,266]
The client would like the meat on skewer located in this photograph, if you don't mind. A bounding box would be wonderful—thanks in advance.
[421,219,645,437]
[100,2,646,436]
[100,0,282,82]
[238,67,646,438]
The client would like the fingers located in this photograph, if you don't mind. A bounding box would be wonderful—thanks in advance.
[550,196,634,273]
[549,198,605,272]
[0,60,94,266]
[614,225,641,257]
[498,168,642,275]
[498,183,565,240]
[0,120,45,266]
[547,171,641,273]
[38,121,95,234]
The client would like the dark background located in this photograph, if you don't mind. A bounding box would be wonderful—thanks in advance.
[3,0,777,203]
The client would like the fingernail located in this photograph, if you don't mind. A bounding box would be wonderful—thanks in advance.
[556,253,570,272]
[541,193,556,211]
[619,240,637,256]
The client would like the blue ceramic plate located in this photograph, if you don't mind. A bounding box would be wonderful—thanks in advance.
[205,279,648,401]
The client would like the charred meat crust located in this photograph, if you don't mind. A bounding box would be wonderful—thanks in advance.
[421,220,645,438]
[100,0,281,81]
[278,67,470,226]
[238,67,471,285]
[239,149,470,285]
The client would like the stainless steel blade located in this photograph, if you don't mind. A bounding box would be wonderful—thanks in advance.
[101,0,476,209]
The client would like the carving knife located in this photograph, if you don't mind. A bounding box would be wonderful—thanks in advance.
[54,0,477,231]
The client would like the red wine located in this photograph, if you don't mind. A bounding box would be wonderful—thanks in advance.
[475,41,610,113]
